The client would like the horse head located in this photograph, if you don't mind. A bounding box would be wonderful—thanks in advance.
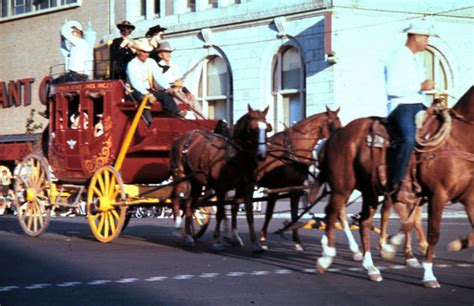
[233,105,271,161]
[322,105,342,138]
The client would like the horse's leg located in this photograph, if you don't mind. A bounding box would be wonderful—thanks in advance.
[172,181,190,238]
[225,201,244,247]
[359,193,383,282]
[243,185,263,253]
[392,201,421,267]
[183,197,195,247]
[212,193,226,252]
[316,192,349,273]
[448,195,474,252]
[422,194,447,288]
[259,194,277,250]
[379,197,394,258]
[290,194,305,251]
[338,206,363,261]
[413,205,428,256]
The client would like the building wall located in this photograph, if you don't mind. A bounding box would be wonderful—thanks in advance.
[0,1,111,135]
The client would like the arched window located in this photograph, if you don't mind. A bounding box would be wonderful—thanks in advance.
[272,47,305,131]
[197,56,232,122]
[421,46,451,103]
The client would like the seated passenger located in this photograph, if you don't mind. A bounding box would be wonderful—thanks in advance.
[110,20,136,81]
[126,38,185,126]
[155,41,203,119]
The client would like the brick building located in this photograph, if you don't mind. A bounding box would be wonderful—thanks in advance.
[0,0,473,167]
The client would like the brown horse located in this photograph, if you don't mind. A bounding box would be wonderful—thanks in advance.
[385,86,474,288]
[170,105,271,252]
[313,87,474,286]
[257,107,347,251]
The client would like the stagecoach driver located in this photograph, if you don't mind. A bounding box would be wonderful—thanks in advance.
[384,20,437,204]
[126,38,185,125]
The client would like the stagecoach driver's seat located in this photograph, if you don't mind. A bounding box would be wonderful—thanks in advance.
[126,38,186,127]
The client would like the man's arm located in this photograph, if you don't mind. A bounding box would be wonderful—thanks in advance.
[150,60,171,90]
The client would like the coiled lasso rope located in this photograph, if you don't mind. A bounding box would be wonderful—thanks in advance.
[415,103,452,153]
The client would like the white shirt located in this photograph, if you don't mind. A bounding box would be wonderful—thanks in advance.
[157,59,182,85]
[61,24,93,75]
[127,57,170,95]
[384,46,426,114]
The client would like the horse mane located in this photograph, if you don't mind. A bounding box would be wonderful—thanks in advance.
[232,112,249,141]
[452,86,474,120]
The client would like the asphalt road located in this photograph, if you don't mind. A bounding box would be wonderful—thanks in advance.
[0,210,472,306]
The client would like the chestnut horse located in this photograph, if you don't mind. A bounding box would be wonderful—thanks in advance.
[385,86,474,288]
[256,107,350,251]
[170,105,271,252]
[314,87,474,287]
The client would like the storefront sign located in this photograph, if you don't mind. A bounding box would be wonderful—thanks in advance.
[0,78,34,108]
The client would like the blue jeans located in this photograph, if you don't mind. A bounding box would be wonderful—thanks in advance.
[387,103,425,184]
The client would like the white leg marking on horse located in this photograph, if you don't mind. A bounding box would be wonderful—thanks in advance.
[342,220,362,261]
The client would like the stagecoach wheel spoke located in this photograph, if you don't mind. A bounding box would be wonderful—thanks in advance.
[15,154,52,237]
[192,207,212,240]
[87,166,127,243]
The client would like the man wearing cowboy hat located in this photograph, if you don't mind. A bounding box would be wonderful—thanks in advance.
[127,38,185,125]
[145,24,167,63]
[54,20,92,83]
[111,20,136,81]
[156,40,202,119]
[384,20,438,204]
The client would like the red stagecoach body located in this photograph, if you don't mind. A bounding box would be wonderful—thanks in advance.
[48,80,217,184]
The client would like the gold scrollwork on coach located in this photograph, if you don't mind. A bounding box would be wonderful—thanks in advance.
[84,136,113,174]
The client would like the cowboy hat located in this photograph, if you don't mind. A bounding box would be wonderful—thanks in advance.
[156,40,174,52]
[145,24,167,37]
[133,38,153,52]
[403,20,438,37]
[117,20,135,31]
[65,20,83,33]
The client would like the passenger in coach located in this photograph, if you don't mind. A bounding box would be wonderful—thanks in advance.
[126,38,186,126]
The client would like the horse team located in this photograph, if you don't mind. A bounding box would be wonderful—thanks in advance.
[169,87,474,289]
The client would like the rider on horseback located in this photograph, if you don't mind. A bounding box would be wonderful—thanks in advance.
[384,20,438,204]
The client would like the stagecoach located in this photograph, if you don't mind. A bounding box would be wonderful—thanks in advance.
[14,79,219,242]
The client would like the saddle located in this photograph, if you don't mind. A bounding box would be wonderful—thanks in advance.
[365,118,421,195]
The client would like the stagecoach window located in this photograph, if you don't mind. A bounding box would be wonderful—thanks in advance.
[197,56,232,122]
[272,47,305,131]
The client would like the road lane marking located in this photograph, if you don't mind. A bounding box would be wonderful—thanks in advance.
[145,276,168,281]
[2,264,472,293]
[87,280,112,285]
[56,282,82,287]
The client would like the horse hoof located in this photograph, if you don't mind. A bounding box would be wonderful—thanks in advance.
[260,243,269,250]
[173,228,184,238]
[423,280,441,288]
[252,244,264,253]
[380,244,396,260]
[294,243,305,252]
[447,239,462,252]
[212,243,224,252]
[316,257,332,273]
[368,273,383,282]
[352,252,363,262]
[406,258,421,268]
[184,235,195,247]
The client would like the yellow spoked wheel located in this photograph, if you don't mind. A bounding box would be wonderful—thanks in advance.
[14,154,52,237]
[87,166,127,243]
[191,207,212,240]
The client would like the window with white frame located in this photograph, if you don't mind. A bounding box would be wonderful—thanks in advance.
[197,56,232,122]
[422,46,451,104]
[0,0,77,18]
[272,46,305,131]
